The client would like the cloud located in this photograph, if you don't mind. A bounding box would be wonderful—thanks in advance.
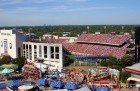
[0,5,119,15]
[0,0,91,6]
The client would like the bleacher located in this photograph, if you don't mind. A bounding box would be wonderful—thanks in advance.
[63,34,132,59]
[76,34,130,46]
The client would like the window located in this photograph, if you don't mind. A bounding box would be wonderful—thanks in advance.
[23,44,25,49]
[29,45,32,53]
[55,47,59,53]
[39,45,42,57]
[34,45,37,49]
[44,46,47,58]
[26,44,28,49]
[9,43,12,49]
[29,45,31,49]
[34,45,37,53]
[55,54,59,59]
[51,46,54,59]
[55,47,59,59]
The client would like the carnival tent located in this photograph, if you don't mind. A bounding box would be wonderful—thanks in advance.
[64,82,78,90]
[0,68,14,74]
[9,80,22,87]
[74,86,91,91]
[0,64,18,69]
[51,81,64,88]
[36,79,48,86]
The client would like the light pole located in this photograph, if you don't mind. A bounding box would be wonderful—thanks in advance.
[87,26,90,34]
[122,26,124,34]
[104,26,106,34]
[28,28,32,42]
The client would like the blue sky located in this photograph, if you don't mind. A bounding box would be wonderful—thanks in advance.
[0,0,140,26]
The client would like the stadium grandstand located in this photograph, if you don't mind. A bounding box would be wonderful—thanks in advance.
[62,34,134,64]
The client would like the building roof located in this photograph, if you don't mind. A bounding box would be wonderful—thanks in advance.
[63,43,130,59]
[76,34,130,46]
[125,63,140,75]
[45,39,68,44]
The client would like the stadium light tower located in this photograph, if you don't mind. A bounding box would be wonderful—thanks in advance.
[28,28,32,42]
[122,26,124,34]
[87,26,90,34]
[104,26,106,34]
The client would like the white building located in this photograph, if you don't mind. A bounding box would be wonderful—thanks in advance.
[58,37,77,43]
[0,29,64,70]
[23,42,63,69]
[42,34,52,39]
[0,29,25,58]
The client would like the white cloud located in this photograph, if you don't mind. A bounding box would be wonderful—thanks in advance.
[0,5,118,14]
[0,0,91,6]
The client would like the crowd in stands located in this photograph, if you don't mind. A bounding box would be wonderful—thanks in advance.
[76,34,130,46]
[63,43,130,59]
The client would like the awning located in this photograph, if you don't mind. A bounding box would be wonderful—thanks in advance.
[127,77,140,82]
[74,86,91,91]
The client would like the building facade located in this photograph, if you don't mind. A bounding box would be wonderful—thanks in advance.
[0,29,25,58]
[23,42,63,69]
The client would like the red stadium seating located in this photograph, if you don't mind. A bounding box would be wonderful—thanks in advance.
[76,34,130,46]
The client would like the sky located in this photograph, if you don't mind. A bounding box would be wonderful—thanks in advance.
[0,0,140,26]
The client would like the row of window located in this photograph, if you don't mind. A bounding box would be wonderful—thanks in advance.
[23,44,60,59]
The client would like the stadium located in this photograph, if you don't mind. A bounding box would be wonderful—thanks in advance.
[62,33,134,64]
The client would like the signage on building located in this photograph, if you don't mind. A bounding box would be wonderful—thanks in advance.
[1,33,11,36]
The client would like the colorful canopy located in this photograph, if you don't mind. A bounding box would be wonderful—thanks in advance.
[64,82,78,90]
[9,80,22,87]
[0,64,18,69]
[0,68,14,74]
[36,79,48,86]
[51,81,64,88]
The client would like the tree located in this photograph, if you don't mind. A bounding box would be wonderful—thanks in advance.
[12,57,26,70]
[100,56,118,67]
[63,54,75,66]
[0,55,11,65]
[119,55,133,68]
[121,72,131,83]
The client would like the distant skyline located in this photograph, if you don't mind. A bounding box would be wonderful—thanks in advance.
[0,0,140,26]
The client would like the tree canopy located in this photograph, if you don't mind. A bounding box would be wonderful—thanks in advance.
[0,25,135,37]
